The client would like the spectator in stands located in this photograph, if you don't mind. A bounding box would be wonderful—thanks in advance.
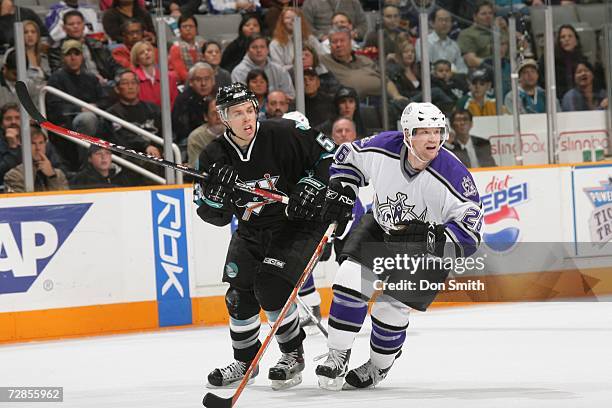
[540,24,604,100]
[505,59,552,114]
[304,67,335,129]
[481,35,511,99]
[387,41,421,102]
[269,7,324,70]
[245,68,269,119]
[231,34,295,99]
[430,59,469,114]
[107,69,162,156]
[330,117,357,145]
[0,103,66,187]
[112,19,157,70]
[4,127,69,193]
[172,62,216,148]
[0,50,21,107]
[22,20,51,82]
[448,109,496,168]
[319,12,360,54]
[291,44,340,97]
[220,13,262,72]
[0,0,48,52]
[364,4,412,59]
[169,14,204,84]
[208,0,261,15]
[187,96,224,167]
[457,0,495,69]
[262,0,292,36]
[46,39,103,170]
[70,145,133,189]
[456,68,500,117]
[320,27,381,99]
[320,86,365,138]
[265,90,290,119]
[303,0,368,41]
[131,40,179,108]
[415,8,467,74]
[102,0,155,44]
[562,60,608,112]
[46,0,104,42]
[202,41,231,89]
[0,103,20,184]
[49,10,121,88]
[166,0,202,17]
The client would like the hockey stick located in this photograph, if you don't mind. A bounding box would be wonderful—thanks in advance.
[15,81,289,205]
[296,295,328,338]
[202,222,337,408]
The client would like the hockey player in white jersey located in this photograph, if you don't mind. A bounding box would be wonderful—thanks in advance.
[315,102,483,390]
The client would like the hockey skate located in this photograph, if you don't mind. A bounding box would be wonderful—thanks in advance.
[268,345,305,390]
[315,349,351,391]
[299,304,322,335]
[343,350,402,389]
[207,360,258,388]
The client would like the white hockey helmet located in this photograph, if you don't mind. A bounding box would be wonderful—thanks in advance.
[400,102,449,144]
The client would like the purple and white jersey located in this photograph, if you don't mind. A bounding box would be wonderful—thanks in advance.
[330,131,483,257]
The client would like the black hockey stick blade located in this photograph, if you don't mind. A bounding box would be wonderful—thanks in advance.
[202,392,232,408]
[15,81,46,123]
[15,81,289,204]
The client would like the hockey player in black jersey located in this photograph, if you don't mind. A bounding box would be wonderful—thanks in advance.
[195,83,335,390]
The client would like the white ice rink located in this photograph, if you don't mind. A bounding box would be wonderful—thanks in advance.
[1,302,611,408]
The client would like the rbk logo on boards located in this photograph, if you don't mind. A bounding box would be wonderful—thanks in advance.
[151,190,191,327]
[0,204,92,295]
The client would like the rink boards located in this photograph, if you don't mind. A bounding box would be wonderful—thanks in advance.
[1,163,612,342]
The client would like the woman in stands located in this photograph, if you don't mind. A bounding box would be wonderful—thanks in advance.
[220,13,262,73]
[202,41,231,89]
[169,14,204,84]
[246,68,269,120]
[22,20,50,81]
[131,40,179,108]
[269,7,324,70]
[0,0,48,52]
[561,60,608,112]
[539,24,603,99]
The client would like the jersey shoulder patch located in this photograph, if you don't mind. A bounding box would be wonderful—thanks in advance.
[353,131,403,157]
[427,148,480,204]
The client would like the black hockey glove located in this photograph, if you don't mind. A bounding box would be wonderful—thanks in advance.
[385,219,447,258]
[320,179,356,235]
[202,163,238,208]
[286,177,326,220]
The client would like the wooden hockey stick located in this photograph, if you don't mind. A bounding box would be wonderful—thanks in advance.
[14,81,289,205]
[202,222,337,408]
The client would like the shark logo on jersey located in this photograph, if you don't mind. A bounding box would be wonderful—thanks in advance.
[234,174,286,221]
[375,192,427,230]
[462,176,478,198]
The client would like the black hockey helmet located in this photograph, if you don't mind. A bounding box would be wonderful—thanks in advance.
[216,82,259,119]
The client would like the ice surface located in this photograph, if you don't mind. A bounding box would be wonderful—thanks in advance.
[1,302,611,408]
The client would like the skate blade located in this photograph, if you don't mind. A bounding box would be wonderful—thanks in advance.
[342,382,371,390]
[317,375,344,391]
[270,373,302,391]
[205,376,256,389]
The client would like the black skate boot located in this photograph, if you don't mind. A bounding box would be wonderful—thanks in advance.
[268,345,305,390]
[299,304,322,335]
[343,351,401,390]
[207,360,258,388]
[315,348,351,391]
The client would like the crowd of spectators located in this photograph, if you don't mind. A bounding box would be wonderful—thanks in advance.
[0,0,610,193]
